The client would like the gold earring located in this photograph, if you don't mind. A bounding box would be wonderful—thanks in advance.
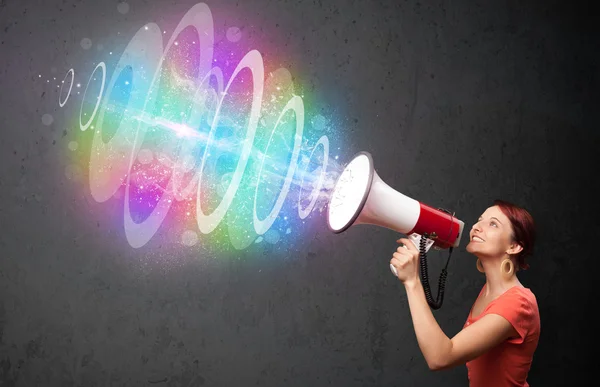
[476,259,485,273]
[501,258,514,279]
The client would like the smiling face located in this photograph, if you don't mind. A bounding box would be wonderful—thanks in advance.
[466,205,522,258]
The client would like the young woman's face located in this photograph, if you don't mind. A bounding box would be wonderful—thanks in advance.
[466,206,515,258]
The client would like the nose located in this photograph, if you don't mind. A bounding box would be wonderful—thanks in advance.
[472,221,481,232]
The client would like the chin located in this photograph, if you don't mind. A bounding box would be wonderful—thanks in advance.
[466,243,484,256]
[466,241,476,253]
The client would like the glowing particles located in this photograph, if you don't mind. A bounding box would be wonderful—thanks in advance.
[216,173,233,198]
[298,135,329,219]
[41,114,54,126]
[195,48,264,236]
[117,2,130,14]
[253,95,304,235]
[88,23,163,207]
[181,230,199,246]
[79,62,106,131]
[263,229,280,244]
[59,68,74,107]
[80,38,92,50]
[226,27,241,43]
[253,229,281,244]
[178,154,196,173]
[64,2,337,250]
[311,114,329,131]
[137,149,154,164]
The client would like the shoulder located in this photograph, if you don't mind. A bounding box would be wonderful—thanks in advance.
[487,286,540,342]
[491,286,538,316]
[506,286,539,312]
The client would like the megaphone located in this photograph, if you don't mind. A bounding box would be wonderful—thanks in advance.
[326,151,465,309]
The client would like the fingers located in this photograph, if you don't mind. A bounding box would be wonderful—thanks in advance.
[396,243,415,254]
[391,247,416,267]
[396,237,416,250]
[391,253,408,266]
[391,238,421,281]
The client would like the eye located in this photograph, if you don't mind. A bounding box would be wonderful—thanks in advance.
[491,221,498,227]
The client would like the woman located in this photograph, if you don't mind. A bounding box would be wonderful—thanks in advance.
[390,199,540,387]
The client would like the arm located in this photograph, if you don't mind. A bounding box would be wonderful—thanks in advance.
[404,280,518,371]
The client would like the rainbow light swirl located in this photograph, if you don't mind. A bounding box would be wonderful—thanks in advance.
[60,3,345,252]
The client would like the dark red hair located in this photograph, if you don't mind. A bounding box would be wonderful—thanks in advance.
[493,199,536,270]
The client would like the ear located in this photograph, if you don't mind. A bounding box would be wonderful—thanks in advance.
[507,243,523,256]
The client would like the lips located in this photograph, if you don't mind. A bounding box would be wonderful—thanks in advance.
[472,236,484,242]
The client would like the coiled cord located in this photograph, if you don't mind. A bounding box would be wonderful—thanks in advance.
[419,233,453,310]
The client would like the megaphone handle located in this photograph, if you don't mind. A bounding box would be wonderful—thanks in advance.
[390,243,409,277]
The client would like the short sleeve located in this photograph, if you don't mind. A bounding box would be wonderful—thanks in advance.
[486,288,536,344]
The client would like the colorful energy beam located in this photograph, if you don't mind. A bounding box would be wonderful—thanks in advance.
[55,3,346,251]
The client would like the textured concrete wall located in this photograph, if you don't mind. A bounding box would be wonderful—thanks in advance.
[0,0,596,386]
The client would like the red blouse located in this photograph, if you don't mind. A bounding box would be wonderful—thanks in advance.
[464,285,541,387]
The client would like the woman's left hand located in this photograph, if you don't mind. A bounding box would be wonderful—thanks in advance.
[390,237,420,286]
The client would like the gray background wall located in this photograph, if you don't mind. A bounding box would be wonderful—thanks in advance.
[0,0,596,386]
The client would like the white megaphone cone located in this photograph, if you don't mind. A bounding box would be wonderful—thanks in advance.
[326,151,465,278]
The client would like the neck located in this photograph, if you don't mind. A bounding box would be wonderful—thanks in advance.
[479,256,520,297]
